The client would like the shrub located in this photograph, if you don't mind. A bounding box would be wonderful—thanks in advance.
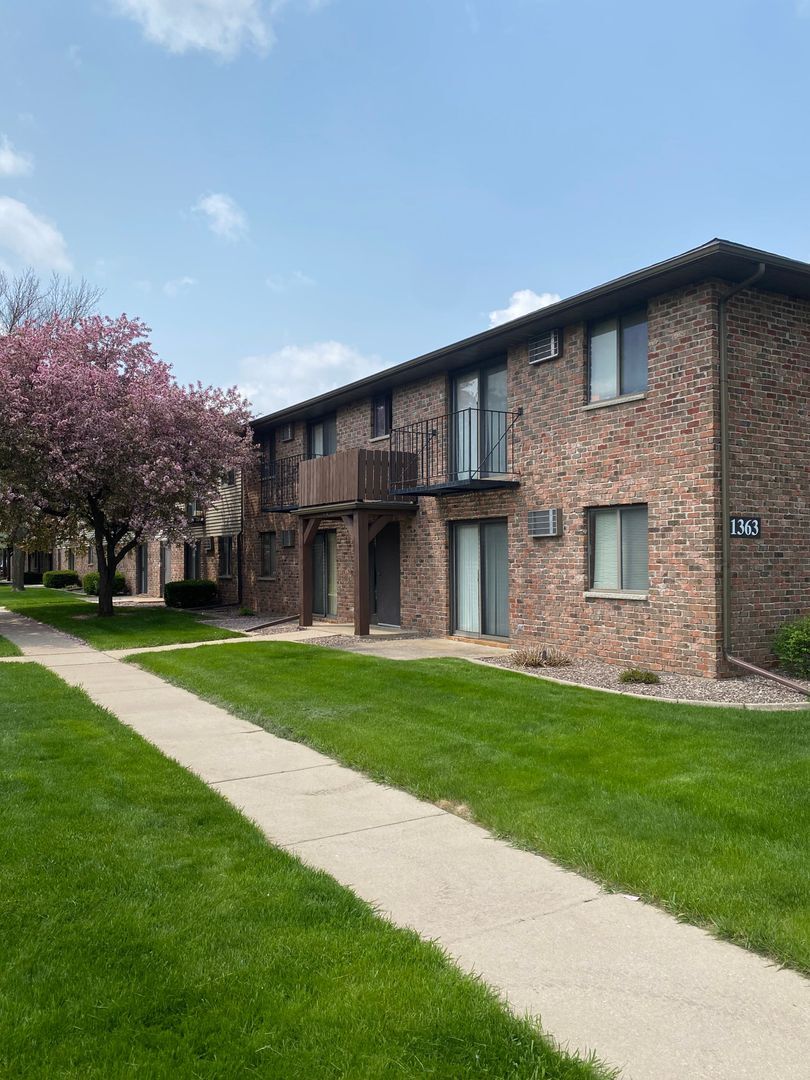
[164,579,217,609]
[511,644,572,668]
[619,668,661,685]
[43,570,80,589]
[773,615,810,679]
[22,571,43,585]
[239,606,255,617]
[82,571,127,596]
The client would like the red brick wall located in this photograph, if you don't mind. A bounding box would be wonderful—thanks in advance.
[726,288,810,666]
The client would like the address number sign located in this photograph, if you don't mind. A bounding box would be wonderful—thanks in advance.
[730,516,761,538]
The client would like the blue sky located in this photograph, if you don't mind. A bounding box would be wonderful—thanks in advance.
[1,0,809,414]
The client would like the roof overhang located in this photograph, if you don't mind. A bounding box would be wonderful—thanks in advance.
[251,239,810,431]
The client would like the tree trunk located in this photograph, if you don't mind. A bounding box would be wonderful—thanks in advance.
[11,547,25,591]
[97,559,115,616]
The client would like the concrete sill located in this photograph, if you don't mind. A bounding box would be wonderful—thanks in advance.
[584,590,649,601]
[218,575,233,581]
[369,434,390,443]
[581,392,647,412]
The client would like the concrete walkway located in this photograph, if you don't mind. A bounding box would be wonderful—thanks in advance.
[2,607,809,1080]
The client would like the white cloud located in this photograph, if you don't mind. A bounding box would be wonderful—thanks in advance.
[265,268,315,292]
[112,0,273,59]
[0,197,72,271]
[193,192,247,241]
[238,340,385,415]
[163,275,198,297]
[0,135,33,177]
[488,288,561,327]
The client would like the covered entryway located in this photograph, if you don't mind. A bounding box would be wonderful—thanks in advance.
[371,522,400,627]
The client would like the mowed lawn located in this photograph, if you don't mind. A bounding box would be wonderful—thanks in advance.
[0,661,604,1080]
[0,633,21,656]
[132,641,810,975]
[0,584,240,649]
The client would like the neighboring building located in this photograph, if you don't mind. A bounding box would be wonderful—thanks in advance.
[239,239,809,678]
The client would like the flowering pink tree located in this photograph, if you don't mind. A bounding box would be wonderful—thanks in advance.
[0,315,254,615]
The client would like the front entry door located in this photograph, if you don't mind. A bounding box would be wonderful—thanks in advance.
[371,523,400,626]
[312,530,337,616]
[452,519,508,638]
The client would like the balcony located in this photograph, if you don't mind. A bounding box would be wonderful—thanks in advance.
[389,407,521,495]
[261,455,303,512]
[298,447,415,510]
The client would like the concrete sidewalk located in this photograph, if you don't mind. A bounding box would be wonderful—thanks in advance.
[2,607,809,1080]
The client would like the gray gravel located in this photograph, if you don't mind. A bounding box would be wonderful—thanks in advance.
[194,606,299,633]
[478,655,810,708]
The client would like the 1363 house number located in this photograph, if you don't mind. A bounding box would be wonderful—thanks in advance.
[730,516,762,538]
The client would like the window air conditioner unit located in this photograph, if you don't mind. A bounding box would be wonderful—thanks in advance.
[281,529,296,548]
[528,329,561,365]
[528,509,561,538]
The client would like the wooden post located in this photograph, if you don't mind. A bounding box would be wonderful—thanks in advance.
[352,510,370,636]
[298,516,320,627]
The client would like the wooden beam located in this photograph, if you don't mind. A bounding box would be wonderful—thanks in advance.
[367,514,395,544]
[298,515,320,627]
[351,510,370,636]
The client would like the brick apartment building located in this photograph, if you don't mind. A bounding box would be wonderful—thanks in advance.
[43,240,809,678]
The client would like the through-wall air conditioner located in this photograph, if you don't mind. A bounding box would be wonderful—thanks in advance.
[528,329,561,365]
[528,509,561,538]
[281,529,296,548]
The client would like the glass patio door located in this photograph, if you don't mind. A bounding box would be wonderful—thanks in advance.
[452,365,507,480]
[312,530,337,616]
[452,520,508,638]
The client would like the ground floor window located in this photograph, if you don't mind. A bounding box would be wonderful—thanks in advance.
[136,543,149,594]
[313,530,337,616]
[589,504,649,592]
[67,549,75,571]
[452,519,509,638]
[184,540,202,579]
[259,531,276,577]
[218,536,233,578]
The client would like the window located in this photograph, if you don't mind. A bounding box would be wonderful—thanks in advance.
[281,421,294,442]
[185,540,202,579]
[224,469,236,486]
[87,544,95,565]
[308,415,337,458]
[260,436,274,477]
[67,549,75,571]
[588,309,648,402]
[589,505,649,592]
[371,393,392,438]
[218,535,233,577]
[259,531,276,577]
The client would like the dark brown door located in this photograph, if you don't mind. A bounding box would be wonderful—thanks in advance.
[373,523,400,627]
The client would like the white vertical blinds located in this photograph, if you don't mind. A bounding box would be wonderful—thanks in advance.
[454,524,481,633]
[592,509,619,590]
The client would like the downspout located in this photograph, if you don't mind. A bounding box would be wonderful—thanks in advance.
[718,264,808,697]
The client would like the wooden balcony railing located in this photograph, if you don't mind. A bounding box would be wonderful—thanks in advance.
[298,448,414,509]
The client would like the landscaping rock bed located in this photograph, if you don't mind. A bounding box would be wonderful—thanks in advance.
[195,606,299,633]
[478,654,810,708]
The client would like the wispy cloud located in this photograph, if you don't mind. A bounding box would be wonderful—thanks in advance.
[0,196,72,271]
[0,135,33,178]
[488,288,560,327]
[110,0,328,60]
[265,269,315,292]
[238,340,384,415]
[163,275,198,297]
[192,192,248,241]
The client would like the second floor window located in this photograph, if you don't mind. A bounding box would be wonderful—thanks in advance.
[588,309,648,402]
[308,415,337,458]
[372,393,392,438]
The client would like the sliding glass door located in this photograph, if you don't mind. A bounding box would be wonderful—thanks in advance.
[451,364,508,480]
[452,520,509,638]
[312,530,337,616]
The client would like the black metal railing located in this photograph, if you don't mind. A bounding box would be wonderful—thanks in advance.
[261,455,302,511]
[389,407,520,494]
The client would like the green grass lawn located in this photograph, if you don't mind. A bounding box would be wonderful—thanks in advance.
[131,641,810,975]
[0,661,604,1080]
[0,633,21,656]
[0,584,240,649]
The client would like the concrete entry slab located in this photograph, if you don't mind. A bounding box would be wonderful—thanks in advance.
[214,764,446,846]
